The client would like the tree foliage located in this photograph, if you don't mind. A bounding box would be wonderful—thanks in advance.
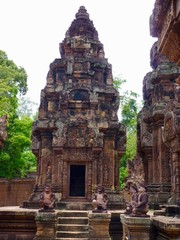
[0,116,36,178]
[0,50,36,178]
[113,76,139,188]
[0,50,27,118]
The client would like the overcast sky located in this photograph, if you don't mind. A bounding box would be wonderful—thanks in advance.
[0,0,156,106]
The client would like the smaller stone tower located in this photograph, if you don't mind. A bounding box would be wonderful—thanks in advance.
[24,6,126,209]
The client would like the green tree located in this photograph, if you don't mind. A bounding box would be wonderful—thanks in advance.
[0,116,35,178]
[0,50,36,178]
[113,76,140,188]
[0,50,27,118]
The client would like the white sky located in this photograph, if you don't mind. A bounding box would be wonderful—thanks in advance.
[0,0,156,106]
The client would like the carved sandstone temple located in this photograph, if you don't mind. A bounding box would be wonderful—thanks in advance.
[137,0,180,206]
[25,6,126,208]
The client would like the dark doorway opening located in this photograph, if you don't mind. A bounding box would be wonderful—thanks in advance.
[69,165,86,197]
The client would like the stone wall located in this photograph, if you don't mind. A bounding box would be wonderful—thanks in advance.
[0,208,37,240]
[0,178,35,207]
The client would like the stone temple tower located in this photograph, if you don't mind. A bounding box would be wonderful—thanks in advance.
[25,6,126,209]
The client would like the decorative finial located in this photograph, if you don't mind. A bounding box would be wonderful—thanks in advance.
[75,6,89,20]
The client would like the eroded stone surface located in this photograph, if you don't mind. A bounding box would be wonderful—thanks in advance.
[150,0,180,65]
[120,214,151,240]
[137,40,180,207]
[137,0,180,210]
[89,212,111,239]
[26,6,126,208]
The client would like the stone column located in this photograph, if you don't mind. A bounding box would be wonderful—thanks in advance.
[88,212,111,239]
[152,123,159,183]
[62,161,67,199]
[92,153,98,188]
[144,147,152,185]
[115,156,120,192]
[34,211,57,240]
[172,152,180,203]
[120,214,151,240]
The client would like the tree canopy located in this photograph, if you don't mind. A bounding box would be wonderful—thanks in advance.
[0,50,27,118]
[113,76,140,188]
[0,50,36,178]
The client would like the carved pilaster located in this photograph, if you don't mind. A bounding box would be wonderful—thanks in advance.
[87,161,92,200]
[172,152,180,203]
[115,154,120,192]
[62,161,68,200]
[143,147,152,185]
[92,153,99,189]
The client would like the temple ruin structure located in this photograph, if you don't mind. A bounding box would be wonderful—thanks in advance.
[137,0,180,206]
[150,0,180,66]
[25,6,126,209]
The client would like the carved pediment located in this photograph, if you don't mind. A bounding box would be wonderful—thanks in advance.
[52,121,104,149]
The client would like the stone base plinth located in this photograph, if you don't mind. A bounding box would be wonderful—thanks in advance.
[152,215,180,240]
[120,214,151,240]
[34,210,57,240]
[0,207,36,240]
[88,212,111,239]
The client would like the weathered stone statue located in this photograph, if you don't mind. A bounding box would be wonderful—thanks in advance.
[92,185,108,212]
[132,183,149,217]
[124,184,138,215]
[39,186,56,211]
[125,157,145,189]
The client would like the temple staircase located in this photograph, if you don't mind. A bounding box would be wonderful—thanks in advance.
[56,210,89,240]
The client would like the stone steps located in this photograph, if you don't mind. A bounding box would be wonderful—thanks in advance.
[56,211,89,239]
[56,231,89,238]
[56,201,92,210]
[58,211,88,217]
[58,224,88,232]
[58,216,88,224]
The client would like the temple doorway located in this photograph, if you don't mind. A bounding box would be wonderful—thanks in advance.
[69,164,86,197]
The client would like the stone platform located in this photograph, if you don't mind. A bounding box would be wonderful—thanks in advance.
[151,215,180,240]
[0,206,37,240]
[1,206,180,239]
[0,206,124,240]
